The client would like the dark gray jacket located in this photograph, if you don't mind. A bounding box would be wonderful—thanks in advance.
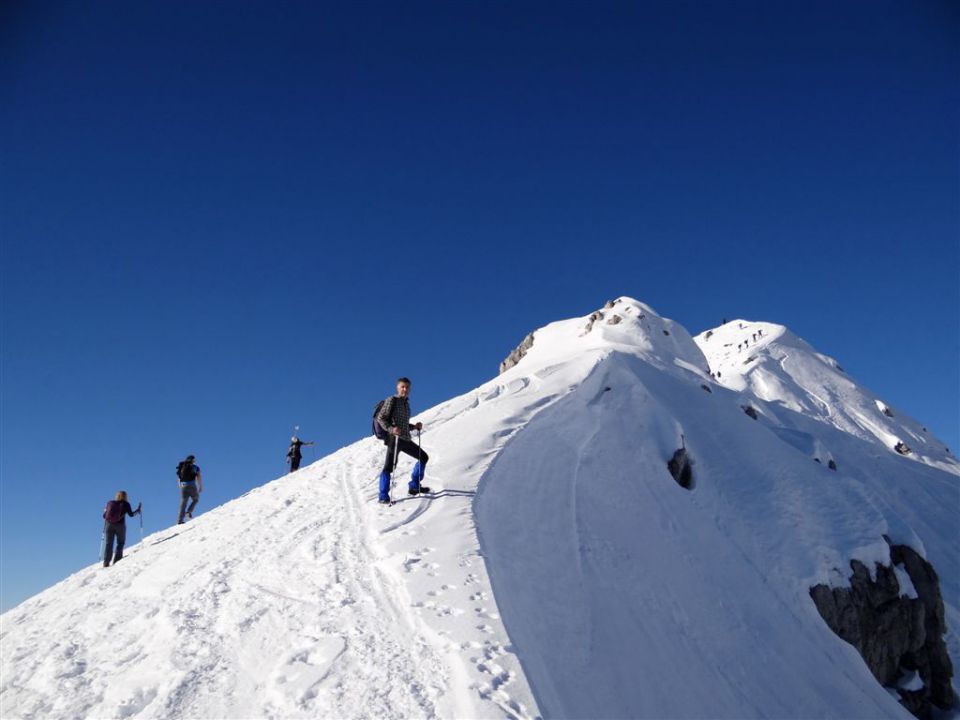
[377,396,414,440]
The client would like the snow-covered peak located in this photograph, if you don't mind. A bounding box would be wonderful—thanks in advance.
[695,318,958,474]
[500,296,709,378]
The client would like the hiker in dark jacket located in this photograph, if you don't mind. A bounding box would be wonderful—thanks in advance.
[376,377,429,503]
[176,454,203,524]
[287,436,314,473]
[102,491,141,567]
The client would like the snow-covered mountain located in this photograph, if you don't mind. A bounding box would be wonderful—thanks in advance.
[2,297,956,720]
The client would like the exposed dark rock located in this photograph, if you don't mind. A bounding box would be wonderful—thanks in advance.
[499,332,536,374]
[662,329,670,336]
[666,448,693,489]
[603,299,616,309]
[883,406,895,418]
[606,314,622,325]
[895,441,912,456]
[700,384,712,393]
[704,330,714,340]
[809,544,955,718]
[582,311,604,335]
[814,458,822,464]
[828,459,837,471]
[743,356,757,365]
[742,405,758,420]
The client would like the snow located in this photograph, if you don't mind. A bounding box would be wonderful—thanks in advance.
[694,319,959,474]
[2,297,957,719]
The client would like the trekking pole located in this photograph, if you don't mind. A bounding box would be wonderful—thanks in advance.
[391,432,400,493]
[139,506,144,545]
[98,529,105,563]
[417,428,424,487]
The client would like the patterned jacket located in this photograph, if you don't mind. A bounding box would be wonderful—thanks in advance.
[377,396,414,440]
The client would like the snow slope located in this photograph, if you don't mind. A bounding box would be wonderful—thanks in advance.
[694,320,958,473]
[2,297,957,720]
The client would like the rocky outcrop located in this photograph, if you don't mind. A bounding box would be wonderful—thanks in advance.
[606,314,622,325]
[742,405,758,420]
[499,332,536,374]
[895,441,912,456]
[667,447,693,489]
[809,543,955,718]
[582,311,604,335]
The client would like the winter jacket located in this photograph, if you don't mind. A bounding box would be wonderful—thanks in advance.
[103,500,138,525]
[376,396,415,440]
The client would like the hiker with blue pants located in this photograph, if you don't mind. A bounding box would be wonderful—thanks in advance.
[376,377,430,503]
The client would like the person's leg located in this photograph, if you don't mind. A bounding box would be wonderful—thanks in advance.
[114,524,126,562]
[178,486,189,524]
[186,485,200,517]
[395,439,429,491]
[103,524,115,567]
[290,456,301,472]
[379,437,396,501]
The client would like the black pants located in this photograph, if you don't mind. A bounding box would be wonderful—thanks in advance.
[104,522,126,567]
[290,455,301,472]
[382,436,429,474]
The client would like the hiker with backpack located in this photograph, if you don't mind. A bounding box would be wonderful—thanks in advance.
[374,377,430,504]
[286,436,314,473]
[175,454,203,524]
[102,491,141,567]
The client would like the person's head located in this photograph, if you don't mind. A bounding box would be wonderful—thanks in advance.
[115,490,128,502]
[396,377,411,397]
[291,435,298,442]
[186,454,195,462]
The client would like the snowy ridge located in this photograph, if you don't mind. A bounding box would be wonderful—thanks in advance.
[695,319,958,474]
[2,297,957,719]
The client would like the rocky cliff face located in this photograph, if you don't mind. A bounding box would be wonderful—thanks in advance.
[810,543,955,718]
[499,331,536,374]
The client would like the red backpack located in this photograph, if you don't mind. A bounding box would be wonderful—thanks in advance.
[103,500,125,524]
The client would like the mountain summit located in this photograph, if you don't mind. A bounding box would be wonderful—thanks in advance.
[2,299,956,719]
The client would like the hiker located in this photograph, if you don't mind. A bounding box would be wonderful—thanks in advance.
[376,377,430,503]
[287,436,314,472]
[102,491,141,567]
[752,332,757,342]
[175,454,203,524]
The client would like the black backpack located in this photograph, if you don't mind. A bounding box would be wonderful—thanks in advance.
[177,460,197,482]
[372,398,393,440]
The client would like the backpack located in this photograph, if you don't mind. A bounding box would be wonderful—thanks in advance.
[104,500,125,524]
[177,461,197,482]
[372,397,393,440]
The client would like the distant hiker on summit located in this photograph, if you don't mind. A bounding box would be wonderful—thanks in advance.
[176,454,203,524]
[374,377,429,503]
[287,436,314,473]
[102,491,141,567]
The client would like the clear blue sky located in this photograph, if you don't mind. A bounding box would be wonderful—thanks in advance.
[2,1,957,611]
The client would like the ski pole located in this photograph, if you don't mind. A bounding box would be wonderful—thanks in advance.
[392,432,400,493]
[139,505,144,545]
[98,529,105,563]
[417,428,424,486]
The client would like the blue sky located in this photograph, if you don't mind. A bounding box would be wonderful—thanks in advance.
[2,1,957,611]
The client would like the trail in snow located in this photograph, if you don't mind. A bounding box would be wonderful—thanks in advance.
[0,436,538,719]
